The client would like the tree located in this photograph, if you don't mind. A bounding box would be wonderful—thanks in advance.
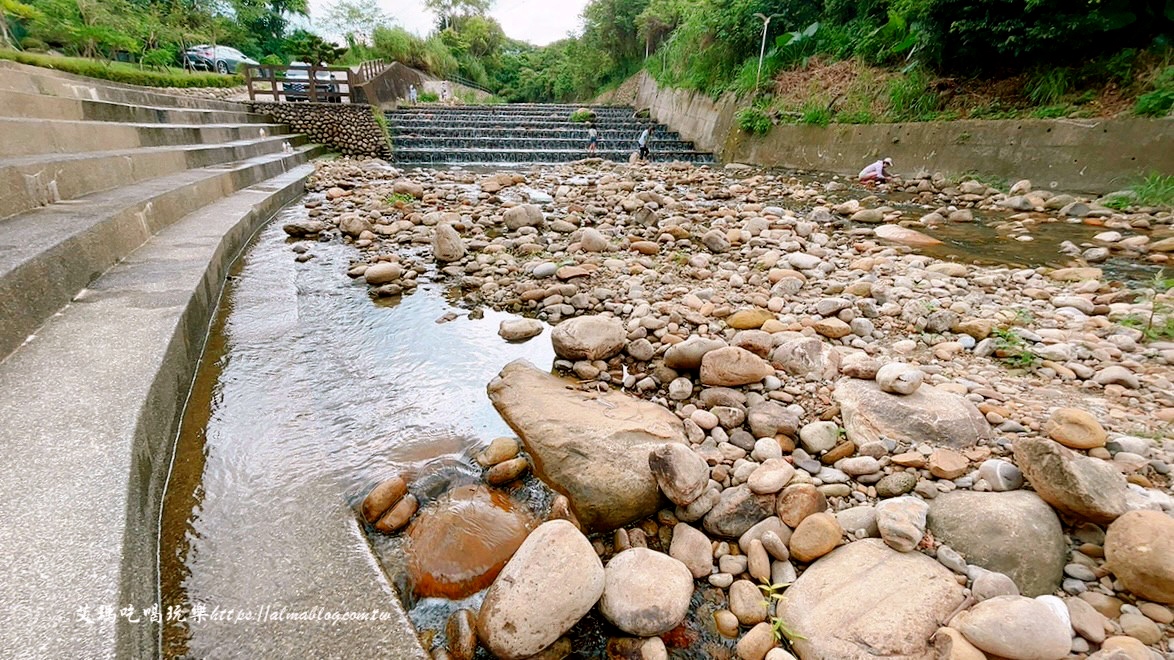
[1,0,41,48]
[318,0,390,46]
[283,28,343,63]
[423,0,492,31]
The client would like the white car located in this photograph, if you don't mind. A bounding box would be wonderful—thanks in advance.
[282,62,341,102]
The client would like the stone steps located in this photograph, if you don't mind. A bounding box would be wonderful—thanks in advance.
[0,133,309,220]
[0,88,270,125]
[0,143,321,360]
[386,102,713,165]
[0,117,289,157]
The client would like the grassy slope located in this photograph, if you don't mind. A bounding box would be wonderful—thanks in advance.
[0,50,243,88]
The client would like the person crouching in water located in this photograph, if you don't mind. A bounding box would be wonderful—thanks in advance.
[587,123,599,155]
[859,157,894,184]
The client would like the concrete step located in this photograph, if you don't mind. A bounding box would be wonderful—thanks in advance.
[0,88,270,125]
[392,135,699,151]
[0,166,323,658]
[0,59,246,112]
[0,133,309,220]
[0,117,289,158]
[0,143,323,360]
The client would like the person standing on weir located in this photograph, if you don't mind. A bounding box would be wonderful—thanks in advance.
[637,125,651,161]
[408,84,418,104]
[587,123,599,155]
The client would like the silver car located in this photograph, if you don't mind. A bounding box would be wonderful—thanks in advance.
[182,45,259,74]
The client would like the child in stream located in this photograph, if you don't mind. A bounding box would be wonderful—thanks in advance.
[637,125,651,161]
[586,123,598,155]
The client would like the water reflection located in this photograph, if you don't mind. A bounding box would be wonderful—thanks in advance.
[160,203,554,657]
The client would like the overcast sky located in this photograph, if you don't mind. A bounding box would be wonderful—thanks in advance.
[307,0,593,47]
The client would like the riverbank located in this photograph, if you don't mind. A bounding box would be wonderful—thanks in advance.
[287,156,1172,660]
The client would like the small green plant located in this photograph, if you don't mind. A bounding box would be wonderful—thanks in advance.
[835,109,875,124]
[569,109,595,122]
[800,103,832,126]
[418,90,439,103]
[371,108,392,153]
[1026,68,1070,106]
[992,327,1037,368]
[736,106,773,135]
[1029,104,1071,119]
[386,192,415,205]
[1134,66,1174,117]
[1126,173,1174,208]
[1120,270,1174,341]
[759,581,804,644]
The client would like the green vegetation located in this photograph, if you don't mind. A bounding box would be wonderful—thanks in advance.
[386,192,416,205]
[758,581,803,644]
[992,327,1038,369]
[1118,270,1174,341]
[569,109,595,122]
[418,90,440,103]
[371,107,392,152]
[1129,173,1174,207]
[0,49,241,87]
[736,105,773,134]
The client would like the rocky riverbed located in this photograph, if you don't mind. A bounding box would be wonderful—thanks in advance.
[286,156,1172,660]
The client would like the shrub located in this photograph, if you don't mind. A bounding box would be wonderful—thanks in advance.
[1027,68,1070,106]
[736,106,773,134]
[1134,66,1174,117]
[800,103,832,126]
[885,68,940,121]
[418,90,439,102]
[569,109,595,122]
[0,49,242,87]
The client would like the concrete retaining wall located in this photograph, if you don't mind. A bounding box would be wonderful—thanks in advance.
[632,71,1174,194]
[251,102,390,158]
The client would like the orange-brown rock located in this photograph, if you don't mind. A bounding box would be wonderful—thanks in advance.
[360,475,407,524]
[406,484,536,599]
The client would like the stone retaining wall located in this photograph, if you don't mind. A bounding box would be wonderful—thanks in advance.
[251,102,390,158]
[632,71,1174,194]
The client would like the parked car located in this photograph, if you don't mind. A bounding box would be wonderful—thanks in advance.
[182,45,259,74]
[282,62,341,102]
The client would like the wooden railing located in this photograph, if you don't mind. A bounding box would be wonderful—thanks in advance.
[356,58,390,85]
[244,64,359,103]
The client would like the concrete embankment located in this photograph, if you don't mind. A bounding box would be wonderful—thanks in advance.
[629,71,1174,194]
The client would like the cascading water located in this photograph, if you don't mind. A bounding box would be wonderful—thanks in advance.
[387,104,715,165]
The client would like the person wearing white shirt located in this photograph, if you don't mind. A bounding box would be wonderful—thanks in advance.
[859,157,893,183]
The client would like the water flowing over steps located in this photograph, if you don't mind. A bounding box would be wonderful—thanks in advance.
[387,103,714,165]
[0,61,425,659]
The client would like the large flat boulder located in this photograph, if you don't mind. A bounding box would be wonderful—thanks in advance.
[834,380,990,449]
[778,539,966,659]
[488,360,686,531]
[927,490,1065,597]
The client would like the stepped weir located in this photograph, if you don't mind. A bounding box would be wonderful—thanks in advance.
[386,104,714,165]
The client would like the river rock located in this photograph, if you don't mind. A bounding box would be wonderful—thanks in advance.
[834,380,990,449]
[446,609,478,660]
[669,522,713,578]
[798,421,840,454]
[737,622,776,660]
[789,512,842,562]
[729,579,768,625]
[600,548,693,636]
[648,442,709,506]
[776,483,828,528]
[700,347,774,386]
[432,224,466,262]
[374,493,418,533]
[954,595,1071,660]
[406,484,535,599]
[488,360,685,531]
[361,475,408,523]
[875,362,923,395]
[747,459,795,494]
[1013,437,1131,524]
[747,402,800,439]
[498,318,544,342]
[664,337,727,370]
[477,520,604,659]
[874,224,943,247]
[364,262,402,285]
[550,315,625,360]
[779,539,966,659]
[728,308,774,329]
[875,496,928,552]
[771,337,841,380]
[283,219,328,236]
[927,490,1065,596]
[703,485,776,538]
[977,459,1024,491]
[338,213,373,237]
[503,204,544,229]
[579,227,610,252]
[1104,510,1174,604]
[1044,408,1107,449]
